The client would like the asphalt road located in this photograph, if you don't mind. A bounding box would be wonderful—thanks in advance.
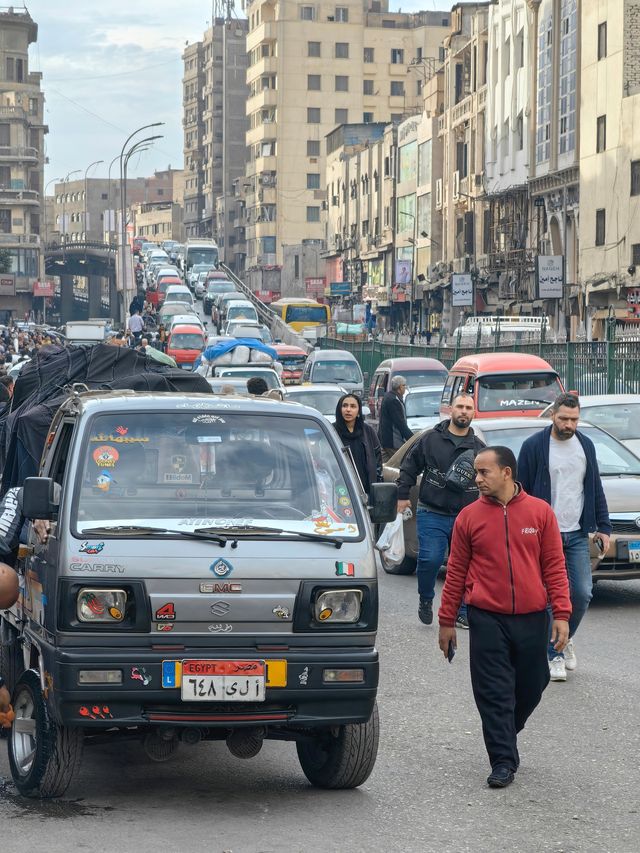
[1,567,639,853]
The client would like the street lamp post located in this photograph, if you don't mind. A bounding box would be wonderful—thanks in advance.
[61,169,81,257]
[118,122,164,313]
[106,153,120,243]
[83,159,103,243]
[42,176,62,247]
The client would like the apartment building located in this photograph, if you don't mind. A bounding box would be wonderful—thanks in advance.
[436,3,489,335]
[50,170,183,245]
[241,0,451,293]
[181,17,249,260]
[579,0,640,340]
[482,0,537,320]
[0,6,47,317]
[527,0,580,339]
[324,122,388,305]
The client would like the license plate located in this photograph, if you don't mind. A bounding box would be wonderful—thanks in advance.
[629,540,640,562]
[180,660,265,702]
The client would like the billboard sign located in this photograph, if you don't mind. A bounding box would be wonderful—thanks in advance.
[395,259,412,286]
[33,280,55,297]
[451,274,473,307]
[0,274,15,296]
[305,276,326,298]
[330,281,351,296]
[536,255,564,299]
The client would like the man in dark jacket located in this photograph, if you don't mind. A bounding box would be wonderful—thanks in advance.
[438,446,570,788]
[378,375,413,462]
[397,394,485,625]
[517,392,610,681]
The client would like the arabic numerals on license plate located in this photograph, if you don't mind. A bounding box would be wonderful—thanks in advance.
[183,675,265,702]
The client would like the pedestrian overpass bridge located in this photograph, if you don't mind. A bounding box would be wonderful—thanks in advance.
[44,241,122,322]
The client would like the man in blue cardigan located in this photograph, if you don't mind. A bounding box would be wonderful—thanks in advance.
[517,393,611,681]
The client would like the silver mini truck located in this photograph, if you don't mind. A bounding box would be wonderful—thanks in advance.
[1,391,396,797]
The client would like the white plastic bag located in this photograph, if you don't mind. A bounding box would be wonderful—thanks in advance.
[375,513,405,565]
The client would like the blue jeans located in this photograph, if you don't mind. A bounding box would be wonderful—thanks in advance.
[416,509,461,606]
[548,530,592,660]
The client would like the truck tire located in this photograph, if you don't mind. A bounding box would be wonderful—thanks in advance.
[8,670,84,798]
[379,552,417,575]
[296,703,379,789]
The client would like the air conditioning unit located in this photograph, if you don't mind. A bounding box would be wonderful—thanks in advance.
[452,171,460,200]
[474,172,483,188]
[321,200,328,210]
[435,178,443,209]
[332,195,339,206]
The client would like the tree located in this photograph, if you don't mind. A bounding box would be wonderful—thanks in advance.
[0,248,12,274]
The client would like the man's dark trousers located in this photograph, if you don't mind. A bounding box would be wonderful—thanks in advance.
[467,606,550,771]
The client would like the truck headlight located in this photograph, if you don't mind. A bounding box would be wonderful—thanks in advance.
[77,588,127,623]
[314,589,362,624]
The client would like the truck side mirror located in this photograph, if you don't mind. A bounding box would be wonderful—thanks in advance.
[368,482,398,524]
[22,477,59,520]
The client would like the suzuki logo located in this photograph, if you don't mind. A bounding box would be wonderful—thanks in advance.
[210,601,231,617]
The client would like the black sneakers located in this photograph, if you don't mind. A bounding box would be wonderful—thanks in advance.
[487,766,515,788]
[418,597,433,625]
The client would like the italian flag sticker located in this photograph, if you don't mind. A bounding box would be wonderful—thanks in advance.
[335,562,355,577]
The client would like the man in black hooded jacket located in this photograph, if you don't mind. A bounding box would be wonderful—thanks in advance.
[397,394,485,625]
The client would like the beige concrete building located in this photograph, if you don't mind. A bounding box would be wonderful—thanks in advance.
[436,2,490,335]
[526,0,580,339]
[579,0,640,340]
[241,0,451,291]
[0,6,47,318]
[182,16,249,265]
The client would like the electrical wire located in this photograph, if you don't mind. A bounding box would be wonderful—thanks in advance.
[46,57,181,83]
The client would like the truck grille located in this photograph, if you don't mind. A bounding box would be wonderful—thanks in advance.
[610,520,640,535]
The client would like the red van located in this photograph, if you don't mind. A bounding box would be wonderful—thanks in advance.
[146,276,183,307]
[166,324,206,370]
[273,344,307,384]
[439,352,564,419]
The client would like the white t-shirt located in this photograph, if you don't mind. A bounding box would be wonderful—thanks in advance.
[549,434,586,532]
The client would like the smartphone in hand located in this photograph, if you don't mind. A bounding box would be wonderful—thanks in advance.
[447,639,456,663]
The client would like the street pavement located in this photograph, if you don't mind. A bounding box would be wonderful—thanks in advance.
[1,567,639,853]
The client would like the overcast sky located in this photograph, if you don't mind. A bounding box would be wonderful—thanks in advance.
[23,0,450,185]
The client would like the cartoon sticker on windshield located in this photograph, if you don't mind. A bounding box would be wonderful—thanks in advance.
[95,471,112,492]
[92,445,119,468]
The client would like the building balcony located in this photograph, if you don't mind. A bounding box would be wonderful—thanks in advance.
[0,187,39,205]
[0,146,38,163]
[438,114,447,135]
[0,105,27,122]
[246,87,277,112]
[257,185,277,205]
[254,155,277,173]
[254,220,276,239]
[246,124,273,147]
[250,20,278,46]
[451,94,472,128]
[247,55,278,83]
[0,232,40,246]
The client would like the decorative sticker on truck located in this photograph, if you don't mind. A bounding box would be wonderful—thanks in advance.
[92,445,119,468]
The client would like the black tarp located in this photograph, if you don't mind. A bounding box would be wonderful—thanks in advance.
[0,343,211,493]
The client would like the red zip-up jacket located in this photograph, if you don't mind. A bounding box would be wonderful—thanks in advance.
[438,487,571,627]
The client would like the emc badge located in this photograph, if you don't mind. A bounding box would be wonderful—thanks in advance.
[210,558,233,578]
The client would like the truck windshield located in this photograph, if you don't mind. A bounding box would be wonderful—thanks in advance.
[74,413,361,537]
[477,372,562,411]
[170,333,204,350]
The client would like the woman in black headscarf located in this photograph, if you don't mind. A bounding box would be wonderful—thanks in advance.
[333,393,382,496]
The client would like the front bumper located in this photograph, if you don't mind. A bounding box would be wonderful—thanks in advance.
[44,645,379,730]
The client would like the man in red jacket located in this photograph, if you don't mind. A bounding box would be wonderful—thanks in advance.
[438,446,571,789]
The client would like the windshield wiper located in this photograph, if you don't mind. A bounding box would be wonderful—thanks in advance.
[81,525,229,547]
[194,524,344,549]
